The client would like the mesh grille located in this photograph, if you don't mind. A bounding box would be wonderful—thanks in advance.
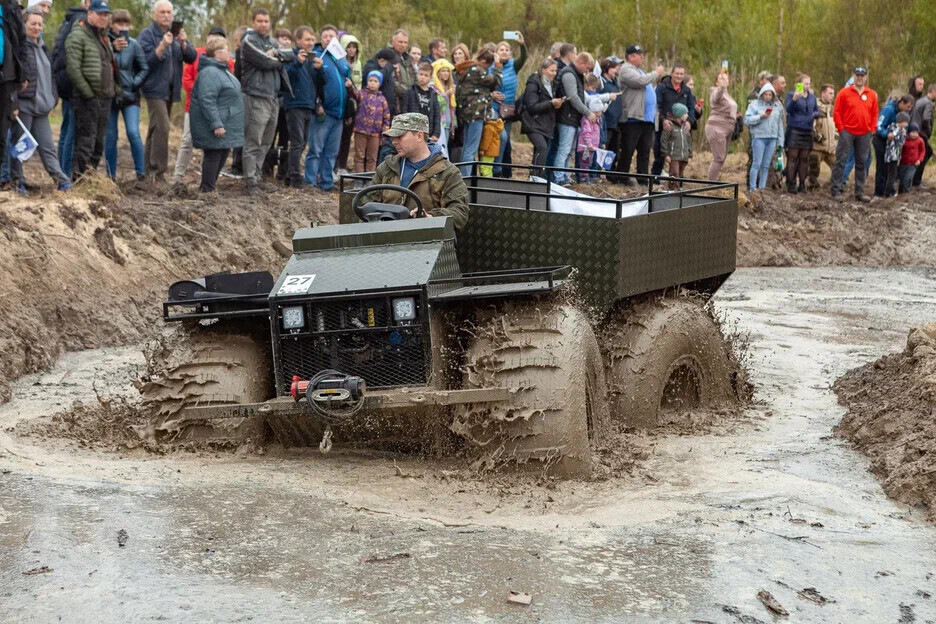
[278,296,428,393]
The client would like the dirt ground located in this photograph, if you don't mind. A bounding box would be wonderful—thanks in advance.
[835,323,936,521]
[4,267,936,622]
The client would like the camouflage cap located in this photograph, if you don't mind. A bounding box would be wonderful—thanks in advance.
[383,113,430,137]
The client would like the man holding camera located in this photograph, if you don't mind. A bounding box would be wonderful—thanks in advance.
[240,7,294,194]
[138,0,195,183]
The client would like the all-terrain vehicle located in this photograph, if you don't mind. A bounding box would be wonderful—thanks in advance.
[142,164,740,475]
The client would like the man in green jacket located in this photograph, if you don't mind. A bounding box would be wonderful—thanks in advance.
[65,0,119,179]
[360,113,469,229]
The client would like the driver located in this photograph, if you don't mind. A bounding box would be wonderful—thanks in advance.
[358,113,470,228]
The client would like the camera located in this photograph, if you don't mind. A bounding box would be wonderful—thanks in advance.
[275,47,297,63]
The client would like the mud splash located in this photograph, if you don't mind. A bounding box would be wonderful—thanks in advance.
[835,323,936,520]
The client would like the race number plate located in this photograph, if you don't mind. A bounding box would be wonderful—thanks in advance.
[277,274,316,295]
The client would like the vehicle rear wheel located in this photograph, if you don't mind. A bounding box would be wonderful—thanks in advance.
[452,302,609,477]
[603,298,736,428]
[136,322,273,444]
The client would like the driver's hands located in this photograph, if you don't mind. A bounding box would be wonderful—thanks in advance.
[410,208,432,218]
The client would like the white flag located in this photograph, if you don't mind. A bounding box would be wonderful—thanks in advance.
[10,117,37,162]
[325,37,346,60]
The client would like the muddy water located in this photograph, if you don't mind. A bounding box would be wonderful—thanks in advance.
[3,267,936,623]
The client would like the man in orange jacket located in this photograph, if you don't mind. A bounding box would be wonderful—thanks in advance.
[830,66,879,202]
[171,26,235,188]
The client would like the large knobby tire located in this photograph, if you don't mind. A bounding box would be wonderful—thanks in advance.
[451,302,609,477]
[604,298,736,428]
[136,323,273,444]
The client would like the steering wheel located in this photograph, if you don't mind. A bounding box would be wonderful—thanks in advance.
[351,184,425,221]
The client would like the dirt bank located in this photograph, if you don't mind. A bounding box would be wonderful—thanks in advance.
[834,323,936,520]
[0,179,335,403]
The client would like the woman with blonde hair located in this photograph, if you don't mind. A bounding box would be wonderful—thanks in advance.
[431,58,457,157]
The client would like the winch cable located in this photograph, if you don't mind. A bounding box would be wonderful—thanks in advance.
[303,369,366,454]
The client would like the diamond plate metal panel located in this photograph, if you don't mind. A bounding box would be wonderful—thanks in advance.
[457,204,621,310]
[617,199,737,297]
[272,243,442,299]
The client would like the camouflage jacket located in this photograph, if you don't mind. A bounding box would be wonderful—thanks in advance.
[455,61,501,124]
[361,150,470,229]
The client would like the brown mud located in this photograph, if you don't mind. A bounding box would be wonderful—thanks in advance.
[834,323,936,520]
[0,179,335,403]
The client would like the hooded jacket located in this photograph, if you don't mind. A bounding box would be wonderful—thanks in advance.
[875,99,903,140]
[661,122,692,161]
[138,21,196,101]
[431,58,456,132]
[359,143,470,229]
[19,38,56,116]
[51,6,86,98]
[339,34,362,90]
[743,83,785,146]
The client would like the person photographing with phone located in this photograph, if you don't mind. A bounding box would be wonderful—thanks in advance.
[784,74,818,193]
[138,0,195,184]
[105,9,148,184]
[744,82,784,193]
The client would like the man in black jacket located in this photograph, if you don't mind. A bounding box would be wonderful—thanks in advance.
[651,64,695,177]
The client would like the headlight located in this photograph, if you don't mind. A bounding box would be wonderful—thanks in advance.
[282,305,305,330]
[392,297,416,321]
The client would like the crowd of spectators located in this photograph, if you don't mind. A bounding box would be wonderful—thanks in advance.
[0,0,930,201]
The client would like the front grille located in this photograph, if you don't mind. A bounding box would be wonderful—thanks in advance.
[276,296,428,393]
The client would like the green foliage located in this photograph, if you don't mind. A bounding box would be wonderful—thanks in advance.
[45,0,932,99]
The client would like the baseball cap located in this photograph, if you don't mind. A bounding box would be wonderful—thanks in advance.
[208,26,227,37]
[383,113,430,137]
[88,0,110,12]
[853,66,868,75]
[605,56,623,65]
[625,44,644,56]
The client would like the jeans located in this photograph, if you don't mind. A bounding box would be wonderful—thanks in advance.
[899,164,917,193]
[200,148,229,192]
[305,113,342,189]
[58,98,75,179]
[458,119,484,177]
[528,131,551,178]
[493,122,511,176]
[0,130,10,182]
[550,123,578,183]
[831,130,871,197]
[105,104,144,178]
[749,137,777,190]
[11,109,69,186]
